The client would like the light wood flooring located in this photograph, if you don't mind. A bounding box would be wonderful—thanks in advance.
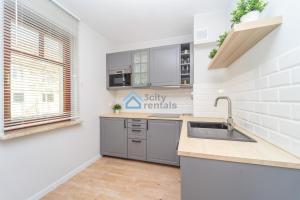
[43,156,181,200]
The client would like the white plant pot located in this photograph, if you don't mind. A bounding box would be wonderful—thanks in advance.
[114,109,120,114]
[240,10,261,23]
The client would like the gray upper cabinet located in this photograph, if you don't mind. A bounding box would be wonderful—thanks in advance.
[107,51,132,71]
[131,49,150,87]
[147,120,181,166]
[100,117,127,158]
[149,44,180,86]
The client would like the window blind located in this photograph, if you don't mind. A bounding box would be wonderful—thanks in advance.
[3,0,79,131]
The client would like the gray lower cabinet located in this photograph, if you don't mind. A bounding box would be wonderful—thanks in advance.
[100,117,181,166]
[100,117,127,158]
[149,44,180,86]
[128,139,147,161]
[181,156,300,200]
[147,120,180,166]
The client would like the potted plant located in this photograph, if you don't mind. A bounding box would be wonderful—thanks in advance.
[112,104,122,114]
[231,0,268,24]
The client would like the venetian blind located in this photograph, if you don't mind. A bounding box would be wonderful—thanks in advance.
[3,0,79,130]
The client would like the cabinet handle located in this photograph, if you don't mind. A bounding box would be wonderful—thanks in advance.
[176,141,179,151]
[146,120,148,130]
[124,120,127,128]
[132,139,142,143]
[132,124,141,127]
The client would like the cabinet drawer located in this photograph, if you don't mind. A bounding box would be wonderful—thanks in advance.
[128,122,147,129]
[128,139,146,161]
[127,119,147,124]
[128,128,147,139]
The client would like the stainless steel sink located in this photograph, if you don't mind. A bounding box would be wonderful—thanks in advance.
[148,114,180,118]
[188,122,256,142]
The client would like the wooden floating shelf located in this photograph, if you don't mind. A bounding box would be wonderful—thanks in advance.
[208,16,283,70]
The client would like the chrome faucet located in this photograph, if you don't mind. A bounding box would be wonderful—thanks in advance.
[214,96,234,133]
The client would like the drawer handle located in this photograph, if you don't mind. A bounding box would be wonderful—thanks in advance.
[132,129,141,132]
[132,119,141,122]
[132,139,142,143]
[132,124,141,127]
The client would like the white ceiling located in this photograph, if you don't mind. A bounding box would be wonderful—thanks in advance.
[58,0,231,45]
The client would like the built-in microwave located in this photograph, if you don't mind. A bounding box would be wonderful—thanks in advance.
[109,69,131,87]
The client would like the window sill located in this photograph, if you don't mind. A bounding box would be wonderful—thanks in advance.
[0,120,81,140]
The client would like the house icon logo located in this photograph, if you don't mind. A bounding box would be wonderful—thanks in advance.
[124,92,143,109]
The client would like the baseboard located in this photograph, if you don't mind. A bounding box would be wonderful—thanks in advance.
[27,154,101,200]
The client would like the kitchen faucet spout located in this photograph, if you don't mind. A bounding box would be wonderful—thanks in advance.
[214,96,233,132]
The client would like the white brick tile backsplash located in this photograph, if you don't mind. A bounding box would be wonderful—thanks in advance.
[246,91,260,101]
[292,67,300,84]
[269,70,290,87]
[261,116,279,131]
[260,59,279,76]
[193,46,300,157]
[268,131,291,152]
[255,77,268,89]
[291,105,300,120]
[254,103,268,114]
[291,139,300,157]
[244,121,254,131]
[254,126,269,140]
[115,88,193,114]
[238,102,254,112]
[249,113,261,125]
[234,110,249,121]
[269,103,291,118]
[260,89,278,102]
[279,86,300,102]
[279,120,300,140]
[278,48,300,70]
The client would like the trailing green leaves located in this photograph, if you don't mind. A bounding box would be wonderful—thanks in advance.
[209,48,218,59]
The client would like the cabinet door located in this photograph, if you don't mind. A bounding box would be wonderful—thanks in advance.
[147,120,180,166]
[132,49,150,87]
[149,45,180,86]
[100,117,127,158]
[107,51,132,71]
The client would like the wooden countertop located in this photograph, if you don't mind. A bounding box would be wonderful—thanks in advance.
[100,113,300,170]
[100,112,184,121]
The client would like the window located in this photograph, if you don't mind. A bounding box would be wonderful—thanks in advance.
[42,94,54,103]
[3,0,78,131]
[13,93,24,103]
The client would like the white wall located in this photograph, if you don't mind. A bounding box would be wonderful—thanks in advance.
[194,11,230,45]
[0,22,114,200]
[193,0,300,157]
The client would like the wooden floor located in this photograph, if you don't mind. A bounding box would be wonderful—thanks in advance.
[43,156,181,200]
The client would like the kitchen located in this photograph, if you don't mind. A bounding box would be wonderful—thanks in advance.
[0,0,300,200]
